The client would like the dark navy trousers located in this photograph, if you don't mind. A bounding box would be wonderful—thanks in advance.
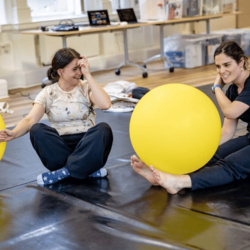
[30,122,113,179]
[190,133,250,190]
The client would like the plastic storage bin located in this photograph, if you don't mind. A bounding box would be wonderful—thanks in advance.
[195,34,223,64]
[186,33,223,64]
[182,0,202,17]
[203,34,223,64]
[212,29,242,47]
[211,28,250,56]
[241,29,250,56]
[164,34,206,68]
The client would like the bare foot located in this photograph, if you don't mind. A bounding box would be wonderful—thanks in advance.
[130,155,158,186]
[150,166,192,194]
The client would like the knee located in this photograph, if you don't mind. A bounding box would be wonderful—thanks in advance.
[95,123,113,141]
[30,123,50,140]
[30,123,43,138]
[96,122,112,134]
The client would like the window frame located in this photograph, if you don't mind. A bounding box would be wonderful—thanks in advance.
[27,0,84,22]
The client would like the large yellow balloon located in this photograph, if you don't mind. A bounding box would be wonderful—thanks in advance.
[0,114,6,160]
[130,83,221,175]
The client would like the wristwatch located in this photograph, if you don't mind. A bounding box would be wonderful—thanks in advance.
[212,84,223,94]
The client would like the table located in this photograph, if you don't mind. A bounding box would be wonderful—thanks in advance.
[22,12,241,78]
[22,22,152,78]
[142,12,241,72]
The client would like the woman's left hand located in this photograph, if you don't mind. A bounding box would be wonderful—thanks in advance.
[214,74,225,88]
[78,56,90,76]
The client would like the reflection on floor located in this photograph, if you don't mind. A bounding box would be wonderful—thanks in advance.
[0,85,249,250]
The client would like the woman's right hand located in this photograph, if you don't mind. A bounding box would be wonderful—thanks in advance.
[0,129,14,142]
[78,56,90,77]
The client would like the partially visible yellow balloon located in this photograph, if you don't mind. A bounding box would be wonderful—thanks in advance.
[129,83,221,175]
[0,199,12,241]
[0,114,6,160]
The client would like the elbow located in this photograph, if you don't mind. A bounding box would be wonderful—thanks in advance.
[224,112,238,120]
[223,108,238,120]
[105,102,112,110]
[101,101,111,110]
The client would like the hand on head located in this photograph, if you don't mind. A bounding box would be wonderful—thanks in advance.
[214,74,225,88]
[0,129,14,142]
[78,56,90,76]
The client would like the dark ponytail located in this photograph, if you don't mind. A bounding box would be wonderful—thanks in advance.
[47,67,59,81]
[47,48,81,82]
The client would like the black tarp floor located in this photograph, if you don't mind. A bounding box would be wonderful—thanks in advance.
[0,85,250,250]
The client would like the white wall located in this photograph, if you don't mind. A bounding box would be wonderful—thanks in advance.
[0,0,237,90]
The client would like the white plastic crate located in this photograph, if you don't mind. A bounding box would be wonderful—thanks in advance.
[212,29,242,47]
[241,29,250,56]
[164,34,206,68]
[204,34,223,64]
[211,28,250,56]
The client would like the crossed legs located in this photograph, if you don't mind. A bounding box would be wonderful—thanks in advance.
[30,122,113,185]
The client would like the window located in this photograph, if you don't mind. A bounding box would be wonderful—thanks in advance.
[27,0,76,18]
[0,0,7,24]
[111,0,138,13]
[82,0,102,12]
[120,0,137,8]
[26,0,139,21]
[111,0,120,12]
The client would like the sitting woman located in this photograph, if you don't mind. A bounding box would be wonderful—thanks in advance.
[0,48,113,185]
[131,41,250,194]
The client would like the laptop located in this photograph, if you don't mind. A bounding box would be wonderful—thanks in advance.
[87,10,110,26]
[117,8,145,24]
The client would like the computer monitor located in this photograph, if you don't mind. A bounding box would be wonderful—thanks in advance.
[87,10,110,26]
[117,8,138,23]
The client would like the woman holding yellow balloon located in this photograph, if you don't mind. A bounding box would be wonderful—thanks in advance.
[0,48,113,186]
[131,41,250,194]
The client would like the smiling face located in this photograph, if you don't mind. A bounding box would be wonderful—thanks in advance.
[58,58,82,86]
[215,53,244,85]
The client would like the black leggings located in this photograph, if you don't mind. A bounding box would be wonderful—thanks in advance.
[30,122,113,179]
[190,133,250,190]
